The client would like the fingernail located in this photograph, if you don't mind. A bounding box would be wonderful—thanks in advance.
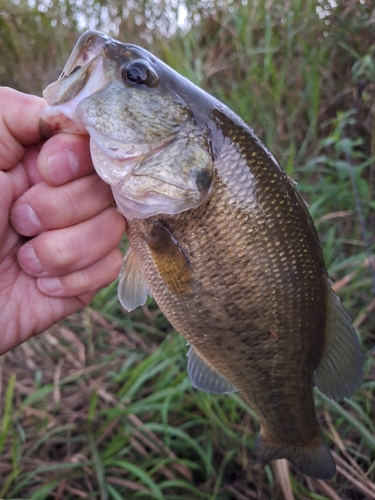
[12,204,42,236]
[47,150,78,185]
[38,277,61,294]
[19,244,44,274]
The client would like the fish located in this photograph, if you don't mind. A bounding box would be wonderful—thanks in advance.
[41,30,363,480]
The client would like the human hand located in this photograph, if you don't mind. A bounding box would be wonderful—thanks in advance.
[0,88,125,354]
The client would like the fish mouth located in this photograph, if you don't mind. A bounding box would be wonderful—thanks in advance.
[59,31,110,81]
[41,32,111,136]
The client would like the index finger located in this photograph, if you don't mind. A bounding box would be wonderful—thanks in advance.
[0,88,45,171]
[38,133,94,186]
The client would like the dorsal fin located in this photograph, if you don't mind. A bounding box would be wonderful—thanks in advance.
[315,285,363,400]
[187,346,238,394]
[118,248,151,311]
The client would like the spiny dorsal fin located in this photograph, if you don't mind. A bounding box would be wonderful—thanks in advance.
[118,248,151,311]
[315,285,363,400]
[187,346,238,394]
[143,220,195,296]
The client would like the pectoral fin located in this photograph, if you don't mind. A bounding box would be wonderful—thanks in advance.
[187,346,238,394]
[315,285,363,400]
[118,248,151,311]
[144,220,195,296]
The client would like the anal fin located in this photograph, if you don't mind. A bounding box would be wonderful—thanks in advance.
[118,248,151,311]
[315,285,363,400]
[187,346,237,394]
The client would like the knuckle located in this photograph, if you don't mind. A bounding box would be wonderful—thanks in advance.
[39,232,76,271]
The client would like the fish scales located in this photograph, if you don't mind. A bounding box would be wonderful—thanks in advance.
[41,30,363,479]
[126,112,326,447]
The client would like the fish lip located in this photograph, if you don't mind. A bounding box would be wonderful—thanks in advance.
[43,32,109,108]
[59,30,109,80]
[41,38,110,137]
[40,55,107,136]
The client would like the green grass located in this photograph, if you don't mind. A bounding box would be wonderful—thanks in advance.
[1,0,375,498]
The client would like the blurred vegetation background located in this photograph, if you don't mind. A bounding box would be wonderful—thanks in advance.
[0,0,375,498]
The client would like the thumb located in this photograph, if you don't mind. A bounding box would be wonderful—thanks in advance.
[0,88,45,171]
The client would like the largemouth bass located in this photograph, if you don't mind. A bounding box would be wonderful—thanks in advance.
[41,31,363,480]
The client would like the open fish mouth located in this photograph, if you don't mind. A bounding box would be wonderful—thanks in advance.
[41,32,111,136]
[59,31,110,80]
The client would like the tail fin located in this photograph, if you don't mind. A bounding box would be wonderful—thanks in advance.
[255,431,336,480]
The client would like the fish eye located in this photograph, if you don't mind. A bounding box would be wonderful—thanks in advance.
[121,60,159,88]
